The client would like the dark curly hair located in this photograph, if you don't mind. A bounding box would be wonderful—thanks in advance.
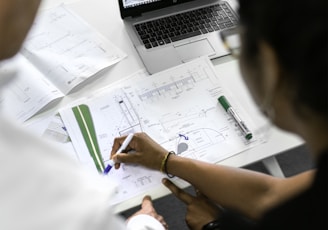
[238,0,328,117]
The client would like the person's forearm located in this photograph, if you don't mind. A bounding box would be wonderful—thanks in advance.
[166,155,278,219]
[111,133,314,219]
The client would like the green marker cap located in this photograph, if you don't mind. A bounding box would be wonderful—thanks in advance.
[218,96,231,112]
[245,133,253,140]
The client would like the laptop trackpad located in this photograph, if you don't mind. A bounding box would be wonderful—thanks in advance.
[174,39,215,62]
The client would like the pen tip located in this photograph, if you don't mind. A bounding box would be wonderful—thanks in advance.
[103,165,112,174]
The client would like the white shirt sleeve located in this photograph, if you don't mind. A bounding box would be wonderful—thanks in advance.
[127,214,165,230]
[0,117,162,230]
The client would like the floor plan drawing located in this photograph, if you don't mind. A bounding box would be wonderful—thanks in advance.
[60,57,260,205]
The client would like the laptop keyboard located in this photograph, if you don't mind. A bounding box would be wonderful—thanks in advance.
[134,2,238,49]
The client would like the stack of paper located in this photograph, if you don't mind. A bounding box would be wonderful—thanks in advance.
[0,5,126,122]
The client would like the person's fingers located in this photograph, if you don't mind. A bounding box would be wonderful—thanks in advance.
[162,222,169,230]
[162,178,194,205]
[156,214,168,230]
[141,195,154,210]
[141,195,168,230]
[159,217,169,230]
[156,215,164,222]
[114,162,121,169]
[194,186,207,199]
[110,136,126,154]
[112,152,139,164]
[194,187,200,196]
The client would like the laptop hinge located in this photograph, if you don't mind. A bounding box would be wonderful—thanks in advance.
[131,14,142,18]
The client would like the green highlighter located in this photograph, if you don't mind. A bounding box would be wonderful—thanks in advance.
[218,95,253,140]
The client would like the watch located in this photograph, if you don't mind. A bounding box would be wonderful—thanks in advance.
[202,219,221,230]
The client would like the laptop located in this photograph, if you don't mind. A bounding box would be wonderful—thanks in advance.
[118,0,238,74]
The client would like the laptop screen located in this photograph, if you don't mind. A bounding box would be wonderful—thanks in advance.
[119,0,195,18]
[123,0,162,9]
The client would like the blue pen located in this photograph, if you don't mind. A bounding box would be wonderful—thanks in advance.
[103,133,134,174]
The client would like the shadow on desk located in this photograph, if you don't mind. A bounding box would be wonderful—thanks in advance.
[120,144,313,230]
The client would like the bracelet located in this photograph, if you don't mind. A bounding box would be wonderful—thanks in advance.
[202,219,221,230]
[160,151,175,178]
[165,151,175,178]
[160,152,170,173]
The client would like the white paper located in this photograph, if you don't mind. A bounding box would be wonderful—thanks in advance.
[60,57,261,205]
[22,5,126,94]
[0,55,64,122]
[0,5,126,122]
[24,113,78,161]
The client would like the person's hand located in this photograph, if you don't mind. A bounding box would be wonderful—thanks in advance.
[162,178,221,230]
[128,195,168,230]
[111,132,168,171]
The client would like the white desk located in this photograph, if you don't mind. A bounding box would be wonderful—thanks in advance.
[36,0,304,212]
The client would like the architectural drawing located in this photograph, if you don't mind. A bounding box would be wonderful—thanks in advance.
[60,57,260,205]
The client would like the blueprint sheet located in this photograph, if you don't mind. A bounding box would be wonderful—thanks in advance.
[59,57,260,206]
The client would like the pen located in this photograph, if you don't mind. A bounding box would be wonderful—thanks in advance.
[103,133,134,174]
[218,95,253,140]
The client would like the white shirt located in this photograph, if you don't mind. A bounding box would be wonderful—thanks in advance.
[0,62,164,230]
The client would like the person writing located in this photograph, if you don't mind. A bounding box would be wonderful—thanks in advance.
[0,0,167,229]
[111,0,327,229]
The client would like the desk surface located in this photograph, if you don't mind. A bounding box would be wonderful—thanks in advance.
[35,0,304,212]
